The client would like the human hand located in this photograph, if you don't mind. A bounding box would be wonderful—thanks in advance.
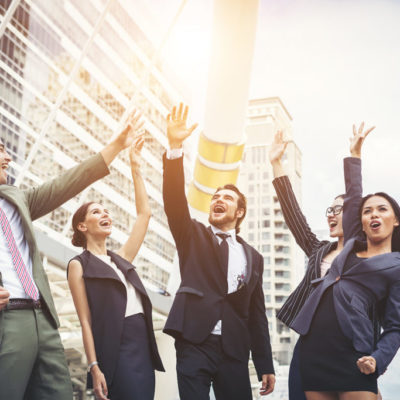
[114,109,145,151]
[269,131,288,165]
[0,285,10,311]
[129,133,145,171]
[260,373,275,396]
[91,366,109,399]
[167,103,198,149]
[350,122,375,158]
[357,355,376,375]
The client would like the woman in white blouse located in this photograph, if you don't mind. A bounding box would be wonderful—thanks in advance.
[67,120,164,400]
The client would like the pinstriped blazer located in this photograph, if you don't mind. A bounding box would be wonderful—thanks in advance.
[273,176,338,326]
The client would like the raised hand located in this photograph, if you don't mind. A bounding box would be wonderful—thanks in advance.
[357,355,376,375]
[101,109,145,166]
[350,122,375,158]
[116,109,145,150]
[129,133,145,171]
[167,103,198,149]
[269,130,289,165]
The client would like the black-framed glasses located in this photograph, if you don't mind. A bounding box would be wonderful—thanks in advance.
[325,205,343,217]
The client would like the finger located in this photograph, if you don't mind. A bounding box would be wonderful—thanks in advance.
[183,105,189,122]
[363,125,375,137]
[102,380,108,397]
[136,137,145,151]
[187,123,198,135]
[171,106,177,121]
[358,121,364,136]
[167,113,171,122]
[353,124,357,136]
[177,102,183,120]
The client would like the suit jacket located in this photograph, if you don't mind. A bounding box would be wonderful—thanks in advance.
[162,154,274,379]
[290,157,400,375]
[69,250,164,388]
[0,153,109,330]
[273,175,336,326]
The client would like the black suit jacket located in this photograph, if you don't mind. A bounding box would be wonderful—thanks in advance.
[162,154,274,379]
[68,250,164,388]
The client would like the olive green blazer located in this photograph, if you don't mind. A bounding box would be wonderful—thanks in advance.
[0,153,109,328]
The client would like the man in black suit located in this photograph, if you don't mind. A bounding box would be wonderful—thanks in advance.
[162,103,275,400]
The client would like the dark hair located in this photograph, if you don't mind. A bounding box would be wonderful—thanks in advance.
[71,202,95,248]
[214,184,247,234]
[359,192,400,251]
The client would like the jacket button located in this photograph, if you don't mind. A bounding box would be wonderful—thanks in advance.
[335,276,340,282]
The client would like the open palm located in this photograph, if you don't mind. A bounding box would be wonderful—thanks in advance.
[167,103,198,148]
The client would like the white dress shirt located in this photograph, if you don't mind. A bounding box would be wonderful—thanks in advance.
[210,226,247,335]
[0,198,38,299]
[96,254,144,317]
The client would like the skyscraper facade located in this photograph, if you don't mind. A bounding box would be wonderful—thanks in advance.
[239,97,303,366]
[1,0,187,395]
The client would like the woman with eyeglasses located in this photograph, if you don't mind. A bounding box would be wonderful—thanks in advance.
[67,120,164,400]
[269,131,346,400]
[289,123,400,400]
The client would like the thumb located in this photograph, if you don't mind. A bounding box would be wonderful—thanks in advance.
[187,123,198,135]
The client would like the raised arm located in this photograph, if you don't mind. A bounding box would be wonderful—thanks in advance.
[269,131,321,257]
[163,103,198,246]
[25,109,144,221]
[343,122,375,242]
[117,135,151,263]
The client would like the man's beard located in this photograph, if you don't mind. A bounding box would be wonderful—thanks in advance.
[208,213,235,229]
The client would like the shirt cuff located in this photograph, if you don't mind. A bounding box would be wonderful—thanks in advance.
[166,148,183,159]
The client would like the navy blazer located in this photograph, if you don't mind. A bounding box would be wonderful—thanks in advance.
[162,154,274,379]
[290,157,400,375]
[68,250,164,388]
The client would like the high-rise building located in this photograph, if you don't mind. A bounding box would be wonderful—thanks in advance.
[0,0,188,396]
[238,97,303,366]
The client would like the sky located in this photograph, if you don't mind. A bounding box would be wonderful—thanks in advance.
[134,0,400,232]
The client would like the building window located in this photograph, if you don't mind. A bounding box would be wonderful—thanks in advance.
[264,256,270,265]
[262,232,270,240]
[262,220,270,228]
[262,244,270,253]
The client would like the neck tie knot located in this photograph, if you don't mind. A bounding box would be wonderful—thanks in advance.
[216,233,230,242]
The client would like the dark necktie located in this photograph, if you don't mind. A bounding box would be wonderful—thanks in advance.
[216,233,230,275]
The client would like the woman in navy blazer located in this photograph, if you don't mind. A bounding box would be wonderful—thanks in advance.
[68,128,164,400]
[269,130,348,400]
[291,124,400,400]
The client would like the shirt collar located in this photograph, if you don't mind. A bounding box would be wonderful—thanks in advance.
[210,225,237,242]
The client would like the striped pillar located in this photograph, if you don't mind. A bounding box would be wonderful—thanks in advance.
[188,0,259,214]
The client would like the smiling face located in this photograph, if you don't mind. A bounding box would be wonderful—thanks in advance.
[77,203,113,239]
[208,189,244,232]
[326,197,344,238]
[0,140,12,185]
[361,195,399,245]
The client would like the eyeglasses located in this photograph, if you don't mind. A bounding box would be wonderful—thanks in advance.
[325,205,343,217]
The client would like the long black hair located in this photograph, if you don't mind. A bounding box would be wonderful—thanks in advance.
[359,192,400,252]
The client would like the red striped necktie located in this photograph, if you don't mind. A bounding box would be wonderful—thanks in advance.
[0,207,39,300]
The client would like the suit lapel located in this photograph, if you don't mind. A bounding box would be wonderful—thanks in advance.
[108,251,148,298]
[236,235,253,285]
[314,242,337,278]
[344,251,400,276]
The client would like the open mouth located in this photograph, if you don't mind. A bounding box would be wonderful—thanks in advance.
[329,221,338,229]
[213,204,225,214]
[100,220,111,227]
[370,221,381,229]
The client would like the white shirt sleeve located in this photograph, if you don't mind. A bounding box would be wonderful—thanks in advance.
[166,148,183,159]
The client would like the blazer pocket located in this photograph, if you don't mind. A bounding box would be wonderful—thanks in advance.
[176,286,204,297]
